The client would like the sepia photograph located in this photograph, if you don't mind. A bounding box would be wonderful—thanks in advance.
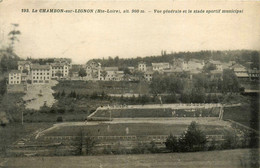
[0,0,259,167]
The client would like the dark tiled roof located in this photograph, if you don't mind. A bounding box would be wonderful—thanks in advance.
[31,64,51,70]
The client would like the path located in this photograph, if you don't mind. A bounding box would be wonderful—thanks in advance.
[23,80,58,110]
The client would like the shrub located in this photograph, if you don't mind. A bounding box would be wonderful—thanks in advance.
[165,121,207,152]
[57,116,63,122]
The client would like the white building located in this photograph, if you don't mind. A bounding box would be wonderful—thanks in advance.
[101,67,124,81]
[85,61,101,80]
[209,60,223,71]
[152,63,170,71]
[173,58,189,71]
[31,64,52,84]
[18,61,32,74]
[138,62,147,72]
[50,62,69,79]
[187,59,205,71]
[8,70,21,84]
[144,71,153,81]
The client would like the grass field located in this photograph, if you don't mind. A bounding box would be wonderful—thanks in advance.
[44,122,230,137]
[91,108,220,118]
[1,148,258,168]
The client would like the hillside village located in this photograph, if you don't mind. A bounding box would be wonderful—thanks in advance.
[7,56,259,92]
[0,49,259,162]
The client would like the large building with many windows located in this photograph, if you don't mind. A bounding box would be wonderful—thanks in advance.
[8,70,21,84]
[31,64,51,84]
[50,62,70,79]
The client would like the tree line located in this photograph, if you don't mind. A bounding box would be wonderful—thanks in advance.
[90,50,259,69]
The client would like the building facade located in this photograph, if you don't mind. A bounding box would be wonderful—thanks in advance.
[50,62,69,79]
[152,63,170,71]
[18,61,32,74]
[138,62,147,72]
[31,64,52,84]
[8,70,21,84]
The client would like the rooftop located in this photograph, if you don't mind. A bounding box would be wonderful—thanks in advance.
[104,67,119,71]
[152,62,169,66]
[9,70,21,74]
[31,64,51,70]
[18,61,31,65]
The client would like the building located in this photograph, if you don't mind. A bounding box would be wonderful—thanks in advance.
[248,69,260,80]
[18,61,32,74]
[85,61,101,80]
[152,63,170,71]
[209,70,223,80]
[144,71,153,81]
[173,58,188,71]
[138,62,147,72]
[209,60,223,71]
[50,62,70,79]
[21,73,28,84]
[101,67,124,81]
[187,59,205,71]
[230,64,249,79]
[8,70,21,84]
[31,64,51,84]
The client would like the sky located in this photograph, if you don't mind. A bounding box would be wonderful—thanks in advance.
[0,0,260,64]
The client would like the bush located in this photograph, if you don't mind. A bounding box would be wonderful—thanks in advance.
[57,116,63,122]
[165,121,207,152]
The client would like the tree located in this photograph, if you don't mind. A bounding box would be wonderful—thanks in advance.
[8,23,21,52]
[222,69,240,93]
[150,72,166,95]
[132,70,144,81]
[0,112,9,127]
[203,63,216,72]
[85,133,97,155]
[0,78,7,95]
[165,121,207,152]
[55,70,63,79]
[22,69,29,74]
[165,134,179,152]
[250,51,260,70]
[78,68,87,79]
[100,70,107,80]
[182,121,207,152]
[75,128,84,155]
[74,129,97,155]
[61,90,66,97]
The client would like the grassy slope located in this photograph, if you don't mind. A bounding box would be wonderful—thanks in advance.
[52,80,150,95]
[223,95,259,130]
[93,108,219,118]
[2,148,259,168]
[0,123,52,156]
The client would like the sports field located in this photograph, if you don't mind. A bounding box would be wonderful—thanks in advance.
[41,118,232,138]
